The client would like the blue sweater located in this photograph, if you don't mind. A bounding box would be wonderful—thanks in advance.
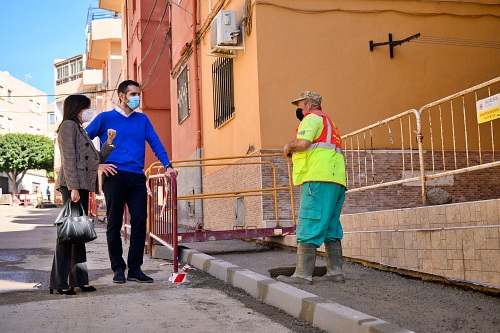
[86,109,170,174]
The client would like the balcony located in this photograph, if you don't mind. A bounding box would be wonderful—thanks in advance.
[86,10,122,69]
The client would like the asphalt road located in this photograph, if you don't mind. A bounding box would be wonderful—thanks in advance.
[0,206,325,333]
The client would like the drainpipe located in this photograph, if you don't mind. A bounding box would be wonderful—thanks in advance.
[192,0,204,227]
[193,0,201,151]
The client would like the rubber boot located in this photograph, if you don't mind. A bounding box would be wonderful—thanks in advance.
[321,240,345,282]
[276,243,317,285]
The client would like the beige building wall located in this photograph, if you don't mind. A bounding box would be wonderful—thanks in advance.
[0,71,48,135]
[0,70,50,195]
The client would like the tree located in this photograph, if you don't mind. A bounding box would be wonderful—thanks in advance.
[0,133,54,194]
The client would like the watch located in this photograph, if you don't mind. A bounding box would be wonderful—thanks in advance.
[165,163,173,169]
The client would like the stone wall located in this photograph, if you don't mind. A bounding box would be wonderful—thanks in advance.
[341,199,500,287]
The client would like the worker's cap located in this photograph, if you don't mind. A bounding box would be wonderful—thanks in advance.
[291,91,322,106]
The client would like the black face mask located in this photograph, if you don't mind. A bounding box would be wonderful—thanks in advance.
[296,108,304,121]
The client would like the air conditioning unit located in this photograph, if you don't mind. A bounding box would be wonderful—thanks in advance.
[210,10,240,52]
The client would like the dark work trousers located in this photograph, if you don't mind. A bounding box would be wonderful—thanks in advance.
[102,171,147,273]
[49,187,90,289]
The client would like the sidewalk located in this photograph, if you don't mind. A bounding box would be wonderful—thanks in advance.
[0,206,308,333]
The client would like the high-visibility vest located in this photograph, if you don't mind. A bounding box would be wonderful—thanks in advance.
[305,110,343,154]
[292,110,347,187]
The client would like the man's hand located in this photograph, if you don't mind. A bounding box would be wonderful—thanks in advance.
[284,139,311,156]
[99,163,117,176]
[284,142,293,156]
[106,129,116,144]
[165,167,178,179]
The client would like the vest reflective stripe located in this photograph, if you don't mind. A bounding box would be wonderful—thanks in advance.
[304,110,343,155]
[308,142,343,154]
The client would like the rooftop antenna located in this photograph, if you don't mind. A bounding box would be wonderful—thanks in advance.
[24,73,32,83]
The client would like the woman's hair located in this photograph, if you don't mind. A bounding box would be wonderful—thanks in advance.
[56,94,91,132]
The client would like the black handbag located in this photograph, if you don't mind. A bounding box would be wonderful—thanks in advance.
[54,200,97,244]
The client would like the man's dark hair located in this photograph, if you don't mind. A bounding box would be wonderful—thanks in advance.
[117,80,140,102]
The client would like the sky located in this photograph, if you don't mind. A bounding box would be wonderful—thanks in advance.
[1,0,96,102]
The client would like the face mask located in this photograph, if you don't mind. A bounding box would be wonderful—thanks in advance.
[81,109,94,123]
[127,96,140,110]
[295,108,304,121]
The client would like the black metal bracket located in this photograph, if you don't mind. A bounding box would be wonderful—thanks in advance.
[370,33,420,58]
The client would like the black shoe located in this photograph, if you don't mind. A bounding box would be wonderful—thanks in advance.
[113,268,126,284]
[127,269,154,283]
[50,288,76,295]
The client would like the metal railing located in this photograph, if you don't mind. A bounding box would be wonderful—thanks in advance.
[147,153,297,228]
[145,154,298,267]
[147,173,179,272]
[343,76,500,204]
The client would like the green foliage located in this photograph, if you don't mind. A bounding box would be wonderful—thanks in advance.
[0,133,54,173]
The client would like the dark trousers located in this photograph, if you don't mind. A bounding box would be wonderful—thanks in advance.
[102,171,147,273]
[49,187,90,289]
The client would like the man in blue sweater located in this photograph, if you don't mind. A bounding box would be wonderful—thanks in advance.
[86,80,177,284]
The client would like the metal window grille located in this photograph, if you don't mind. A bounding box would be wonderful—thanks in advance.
[212,58,235,128]
[177,66,190,124]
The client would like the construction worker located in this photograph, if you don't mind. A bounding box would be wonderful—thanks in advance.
[277,91,347,285]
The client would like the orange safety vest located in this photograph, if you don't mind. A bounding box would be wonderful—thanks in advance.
[303,110,343,154]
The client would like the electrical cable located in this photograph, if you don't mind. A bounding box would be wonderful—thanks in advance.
[140,0,159,41]
[0,89,117,99]
[242,0,500,36]
[138,2,169,68]
[413,36,500,49]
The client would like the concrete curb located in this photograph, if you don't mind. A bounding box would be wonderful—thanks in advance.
[179,248,415,333]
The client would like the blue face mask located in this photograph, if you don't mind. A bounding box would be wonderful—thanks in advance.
[127,96,140,110]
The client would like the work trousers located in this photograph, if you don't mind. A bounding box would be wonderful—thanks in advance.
[296,181,346,247]
[102,171,147,273]
[49,187,90,289]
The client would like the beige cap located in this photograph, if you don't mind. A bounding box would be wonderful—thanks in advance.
[291,91,322,106]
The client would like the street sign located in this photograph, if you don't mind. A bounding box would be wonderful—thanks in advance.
[476,93,500,124]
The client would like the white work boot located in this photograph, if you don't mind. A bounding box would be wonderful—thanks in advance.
[321,240,345,283]
[276,243,317,285]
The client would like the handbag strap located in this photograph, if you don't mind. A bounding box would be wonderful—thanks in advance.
[54,200,70,225]
[54,199,86,225]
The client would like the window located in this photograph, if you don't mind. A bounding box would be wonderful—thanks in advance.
[55,56,84,86]
[7,90,12,102]
[29,99,34,111]
[212,58,235,128]
[48,112,55,125]
[177,66,190,123]
[29,126,35,134]
[36,103,41,114]
[0,86,3,99]
[0,115,4,128]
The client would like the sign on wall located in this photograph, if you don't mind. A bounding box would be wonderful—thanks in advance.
[476,93,500,124]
